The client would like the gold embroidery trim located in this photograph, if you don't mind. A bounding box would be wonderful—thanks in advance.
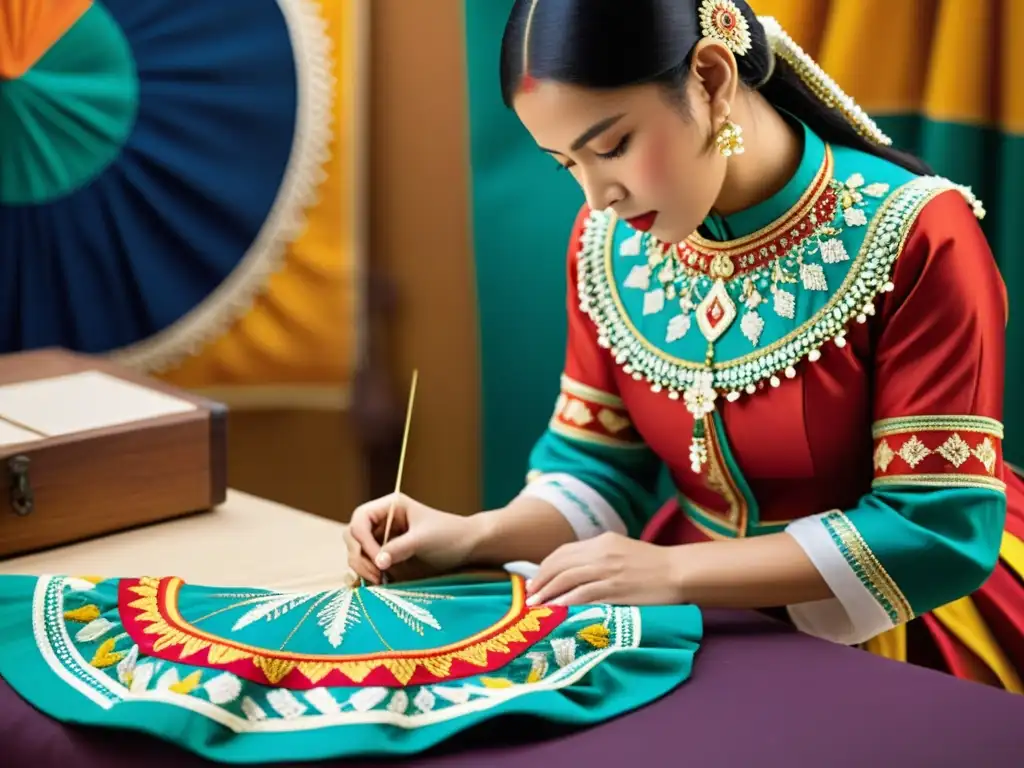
[873,474,1007,493]
[125,576,556,686]
[823,512,914,626]
[704,412,747,531]
[686,146,833,255]
[872,415,1004,440]
[559,374,624,407]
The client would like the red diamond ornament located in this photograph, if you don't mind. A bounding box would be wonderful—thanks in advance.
[696,279,737,343]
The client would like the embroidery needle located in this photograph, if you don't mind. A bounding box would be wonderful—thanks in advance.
[380,369,418,586]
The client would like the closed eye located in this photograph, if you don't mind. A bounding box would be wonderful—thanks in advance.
[595,133,633,160]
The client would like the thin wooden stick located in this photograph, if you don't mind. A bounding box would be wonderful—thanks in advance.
[381,369,418,558]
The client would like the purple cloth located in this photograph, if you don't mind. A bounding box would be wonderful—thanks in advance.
[5,611,1024,766]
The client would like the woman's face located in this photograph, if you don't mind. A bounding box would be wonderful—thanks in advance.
[514,78,727,244]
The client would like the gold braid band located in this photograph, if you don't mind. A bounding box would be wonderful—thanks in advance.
[758,16,893,147]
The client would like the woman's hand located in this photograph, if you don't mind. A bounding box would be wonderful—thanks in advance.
[525,533,686,607]
[343,493,482,585]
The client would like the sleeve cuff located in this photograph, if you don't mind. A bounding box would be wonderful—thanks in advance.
[518,473,627,540]
[785,512,900,645]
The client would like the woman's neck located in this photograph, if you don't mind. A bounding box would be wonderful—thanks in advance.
[711,95,803,218]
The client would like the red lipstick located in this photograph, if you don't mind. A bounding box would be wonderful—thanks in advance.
[626,211,658,232]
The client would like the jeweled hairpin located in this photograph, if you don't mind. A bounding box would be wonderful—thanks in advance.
[698,0,753,57]
[758,16,893,147]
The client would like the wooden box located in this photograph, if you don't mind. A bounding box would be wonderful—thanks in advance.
[0,349,227,558]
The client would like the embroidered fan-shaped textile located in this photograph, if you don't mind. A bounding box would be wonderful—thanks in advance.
[0,0,332,370]
[0,572,703,762]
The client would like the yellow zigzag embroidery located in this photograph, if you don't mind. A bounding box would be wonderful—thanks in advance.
[125,577,556,686]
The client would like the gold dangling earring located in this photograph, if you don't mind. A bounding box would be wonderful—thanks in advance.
[715,113,745,158]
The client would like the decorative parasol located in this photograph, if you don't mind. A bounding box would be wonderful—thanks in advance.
[0,0,334,370]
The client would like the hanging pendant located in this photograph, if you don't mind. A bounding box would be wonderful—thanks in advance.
[684,348,718,474]
[689,417,708,473]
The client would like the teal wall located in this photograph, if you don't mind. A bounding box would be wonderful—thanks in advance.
[464,5,1024,506]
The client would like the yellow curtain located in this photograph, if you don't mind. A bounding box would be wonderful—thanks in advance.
[159,0,366,410]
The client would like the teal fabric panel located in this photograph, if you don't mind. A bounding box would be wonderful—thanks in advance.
[842,486,1006,618]
[0,573,702,762]
[528,429,663,536]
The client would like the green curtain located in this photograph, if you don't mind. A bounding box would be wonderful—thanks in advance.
[464,0,1024,505]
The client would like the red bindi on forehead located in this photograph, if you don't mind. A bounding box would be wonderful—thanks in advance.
[519,73,538,94]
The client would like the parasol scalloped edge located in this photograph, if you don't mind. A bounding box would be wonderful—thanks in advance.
[108,0,339,374]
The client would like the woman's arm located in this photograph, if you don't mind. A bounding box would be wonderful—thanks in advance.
[670,533,832,608]
[466,495,577,566]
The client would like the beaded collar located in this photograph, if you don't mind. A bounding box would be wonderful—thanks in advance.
[578,139,972,472]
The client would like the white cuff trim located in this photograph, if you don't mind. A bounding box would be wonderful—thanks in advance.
[518,473,627,540]
[785,513,896,645]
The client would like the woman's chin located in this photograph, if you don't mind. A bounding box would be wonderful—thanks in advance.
[649,223,688,245]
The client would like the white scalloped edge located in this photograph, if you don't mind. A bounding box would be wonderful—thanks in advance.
[110,0,337,373]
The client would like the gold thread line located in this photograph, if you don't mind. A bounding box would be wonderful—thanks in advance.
[872,416,1004,440]
[560,374,624,407]
[599,178,953,372]
[355,589,394,652]
[687,146,833,254]
[279,592,333,652]
[872,475,1007,493]
[188,594,285,625]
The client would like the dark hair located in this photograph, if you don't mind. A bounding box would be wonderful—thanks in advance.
[500,0,931,176]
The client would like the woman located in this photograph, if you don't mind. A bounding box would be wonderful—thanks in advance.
[346,0,1024,691]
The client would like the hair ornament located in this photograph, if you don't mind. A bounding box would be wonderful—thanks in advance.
[698,0,753,57]
[757,16,893,147]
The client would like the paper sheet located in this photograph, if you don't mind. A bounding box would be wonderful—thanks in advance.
[0,370,197,437]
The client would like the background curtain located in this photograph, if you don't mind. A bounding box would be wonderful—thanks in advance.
[751,0,1024,465]
[160,0,366,411]
[464,0,1024,507]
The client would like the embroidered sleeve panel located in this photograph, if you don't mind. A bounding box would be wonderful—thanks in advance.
[871,416,1005,492]
[818,511,914,627]
[576,173,984,403]
[548,374,645,450]
[786,511,911,644]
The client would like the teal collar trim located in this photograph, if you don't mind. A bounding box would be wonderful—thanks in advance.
[701,120,824,241]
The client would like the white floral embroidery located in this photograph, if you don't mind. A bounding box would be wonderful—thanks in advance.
[773,288,796,319]
[741,311,765,346]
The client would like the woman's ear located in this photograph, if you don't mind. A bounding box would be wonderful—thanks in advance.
[689,39,740,126]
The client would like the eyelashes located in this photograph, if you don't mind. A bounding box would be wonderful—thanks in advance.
[595,133,633,160]
[555,132,633,172]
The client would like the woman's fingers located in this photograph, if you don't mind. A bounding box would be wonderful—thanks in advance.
[527,564,601,606]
